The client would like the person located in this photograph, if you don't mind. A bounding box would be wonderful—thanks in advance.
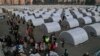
[27,26,34,37]
[50,33,56,43]
[61,40,65,48]
[64,49,68,56]
[0,38,3,42]
[83,52,89,56]
[29,37,35,47]
[5,35,12,47]
[40,42,46,52]
[35,42,39,52]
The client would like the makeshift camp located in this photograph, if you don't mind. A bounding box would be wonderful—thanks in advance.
[59,27,89,45]
[84,23,100,37]
[62,19,79,28]
[31,18,44,26]
[41,22,61,33]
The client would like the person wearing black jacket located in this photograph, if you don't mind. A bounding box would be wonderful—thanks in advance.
[64,49,68,56]
[5,35,12,47]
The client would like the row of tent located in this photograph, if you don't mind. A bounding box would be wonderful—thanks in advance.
[60,23,100,45]
[3,6,100,46]
[7,6,100,33]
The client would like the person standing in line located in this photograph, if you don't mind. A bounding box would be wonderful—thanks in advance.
[64,49,69,56]
[61,40,65,48]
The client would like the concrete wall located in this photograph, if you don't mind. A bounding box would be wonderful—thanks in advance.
[0,0,100,5]
[19,0,25,5]
[0,5,95,9]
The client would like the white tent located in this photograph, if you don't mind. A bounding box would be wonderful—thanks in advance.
[76,13,83,19]
[97,7,100,12]
[73,10,83,18]
[53,13,61,16]
[24,15,35,22]
[28,11,34,14]
[91,10,99,16]
[84,23,100,37]
[62,19,79,28]
[65,15,74,20]
[41,22,61,33]
[31,18,44,26]
[42,14,51,19]
[81,9,87,13]
[51,16,62,22]
[92,16,100,22]
[34,12,41,17]
[85,12,92,16]
[81,16,92,24]
[17,12,28,18]
[59,27,88,45]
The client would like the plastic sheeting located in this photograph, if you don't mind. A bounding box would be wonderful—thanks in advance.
[63,19,79,28]
[42,22,61,33]
[81,16,92,24]
[31,18,44,26]
[84,23,100,36]
[59,27,88,45]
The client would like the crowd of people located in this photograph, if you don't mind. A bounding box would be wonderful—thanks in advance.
[0,14,61,56]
